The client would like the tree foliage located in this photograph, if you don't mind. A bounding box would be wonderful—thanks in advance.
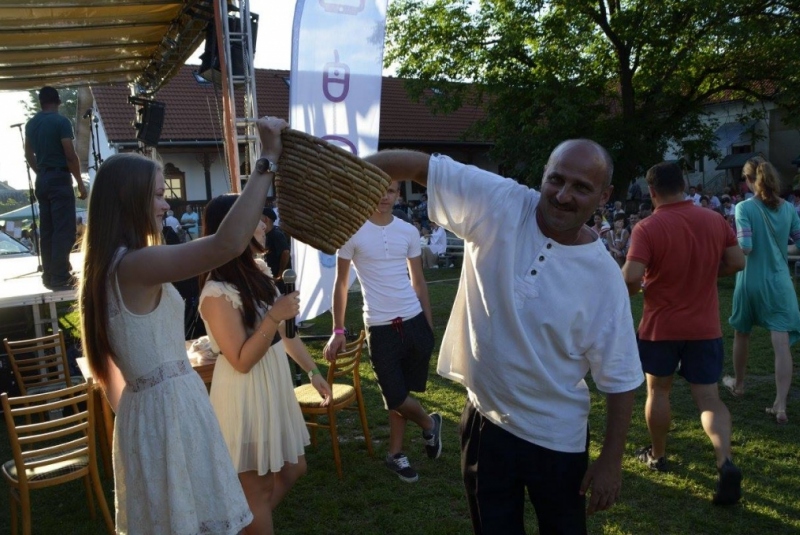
[385,0,800,188]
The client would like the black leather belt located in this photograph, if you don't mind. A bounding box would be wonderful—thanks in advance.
[43,166,69,172]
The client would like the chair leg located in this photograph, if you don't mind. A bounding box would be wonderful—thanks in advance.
[83,475,97,519]
[21,488,31,535]
[356,391,374,456]
[96,390,114,478]
[91,462,116,534]
[10,498,18,535]
[327,408,343,479]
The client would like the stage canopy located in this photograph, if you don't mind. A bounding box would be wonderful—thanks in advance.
[0,0,214,93]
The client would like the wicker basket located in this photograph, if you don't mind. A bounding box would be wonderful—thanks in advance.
[276,129,391,254]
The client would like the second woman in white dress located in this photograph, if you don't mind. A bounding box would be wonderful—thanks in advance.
[198,193,332,535]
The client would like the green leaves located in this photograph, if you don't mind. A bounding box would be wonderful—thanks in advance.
[386,0,800,188]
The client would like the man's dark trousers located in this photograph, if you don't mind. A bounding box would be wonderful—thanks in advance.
[35,169,76,287]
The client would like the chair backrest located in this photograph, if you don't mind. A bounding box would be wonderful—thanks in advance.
[1,379,96,490]
[327,330,366,384]
[3,332,73,396]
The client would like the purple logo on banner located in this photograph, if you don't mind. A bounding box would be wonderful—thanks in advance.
[323,51,350,103]
[322,135,357,155]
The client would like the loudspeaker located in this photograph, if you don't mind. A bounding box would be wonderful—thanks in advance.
[198,12,259,86]
[135,100,165,146]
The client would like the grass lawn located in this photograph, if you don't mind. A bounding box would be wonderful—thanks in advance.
[1,270,798,534]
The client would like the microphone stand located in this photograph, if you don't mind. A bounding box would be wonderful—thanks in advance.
[86,110,103,171]
[4,122,43,281]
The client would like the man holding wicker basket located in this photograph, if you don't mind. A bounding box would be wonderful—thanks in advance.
[362,142,643,535]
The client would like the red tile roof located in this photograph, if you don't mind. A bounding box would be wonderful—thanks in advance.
[92,65,487,145]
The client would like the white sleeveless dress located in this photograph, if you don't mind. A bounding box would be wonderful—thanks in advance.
[199,261,310,474]
[107,249,252,535]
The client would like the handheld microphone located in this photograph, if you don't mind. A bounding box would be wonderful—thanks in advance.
[9,123,23,128]
[282,269,297,338]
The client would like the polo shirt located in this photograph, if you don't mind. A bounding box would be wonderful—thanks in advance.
[627,200,737,340]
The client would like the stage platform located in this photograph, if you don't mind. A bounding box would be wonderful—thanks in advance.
[0,252,82,339]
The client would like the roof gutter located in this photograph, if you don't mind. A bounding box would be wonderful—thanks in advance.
[113,140,230,148]
[115,139,494,149]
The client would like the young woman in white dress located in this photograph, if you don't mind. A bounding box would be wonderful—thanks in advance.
[199,194,332,534]
[79,117,287,534]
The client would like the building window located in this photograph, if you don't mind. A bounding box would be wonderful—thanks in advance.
[163,163,186,200]
[731,144,752,155]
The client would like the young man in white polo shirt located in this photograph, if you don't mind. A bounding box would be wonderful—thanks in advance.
[364,141,644,534]
[324,180,441,483]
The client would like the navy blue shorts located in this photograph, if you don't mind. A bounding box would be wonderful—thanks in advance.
[366,312,434,410]
[638,338,724,384]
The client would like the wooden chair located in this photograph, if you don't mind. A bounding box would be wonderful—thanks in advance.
[1,378,115,535]
[294,330,373,478]
[3,332,74,397]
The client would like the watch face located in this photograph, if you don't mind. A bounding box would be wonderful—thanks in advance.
[257,158,277,174]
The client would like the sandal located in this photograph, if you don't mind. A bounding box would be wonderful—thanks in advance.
[765,407,789,425]
[722,376,744,398]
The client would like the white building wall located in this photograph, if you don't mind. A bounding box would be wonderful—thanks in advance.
[663,100,782,193]
[87,110,117,186]
[156,150,252,203]
[769,109,800,187]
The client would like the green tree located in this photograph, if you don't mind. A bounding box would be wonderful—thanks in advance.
[385,0,800,188]
[25,87,80,127]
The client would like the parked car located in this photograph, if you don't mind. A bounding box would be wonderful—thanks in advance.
[0,231,34,259]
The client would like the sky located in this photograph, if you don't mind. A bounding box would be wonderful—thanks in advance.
[0,0,299,191]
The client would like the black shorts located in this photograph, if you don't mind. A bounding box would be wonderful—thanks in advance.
[638,338,724,384]
[366,312,435,410]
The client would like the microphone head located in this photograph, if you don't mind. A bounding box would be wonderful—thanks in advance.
[282,269,297,284]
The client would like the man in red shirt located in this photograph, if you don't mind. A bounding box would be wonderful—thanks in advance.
[622,161,745,505]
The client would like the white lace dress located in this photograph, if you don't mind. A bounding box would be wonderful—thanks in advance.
[107,250,252,535]
[199,262,310,474]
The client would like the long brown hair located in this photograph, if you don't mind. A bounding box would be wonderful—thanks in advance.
[199,194,277,329]
[79,153,162,386]
[753,161,782,210]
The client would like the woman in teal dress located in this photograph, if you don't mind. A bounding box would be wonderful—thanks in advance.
[726,158,800,424]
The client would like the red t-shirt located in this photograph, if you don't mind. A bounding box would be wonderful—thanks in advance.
[627,201,737,340]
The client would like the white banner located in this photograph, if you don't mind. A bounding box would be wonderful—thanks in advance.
[290,0,388,321]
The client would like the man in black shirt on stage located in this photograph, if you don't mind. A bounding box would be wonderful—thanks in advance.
[25,86,87,290]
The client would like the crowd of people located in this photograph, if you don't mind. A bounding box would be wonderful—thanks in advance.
[589,169,800,271]
[69,109,799,535]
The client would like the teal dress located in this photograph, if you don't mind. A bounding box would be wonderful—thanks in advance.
[729,198,800,343]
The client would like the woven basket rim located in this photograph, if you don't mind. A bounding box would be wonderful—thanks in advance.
[275,129,392,254]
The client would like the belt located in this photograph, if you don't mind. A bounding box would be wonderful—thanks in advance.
[43,166,69,172]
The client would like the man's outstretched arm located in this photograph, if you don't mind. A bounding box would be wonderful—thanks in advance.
[365,150,431,187]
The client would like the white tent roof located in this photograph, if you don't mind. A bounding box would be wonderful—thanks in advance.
[1,203,86,222]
